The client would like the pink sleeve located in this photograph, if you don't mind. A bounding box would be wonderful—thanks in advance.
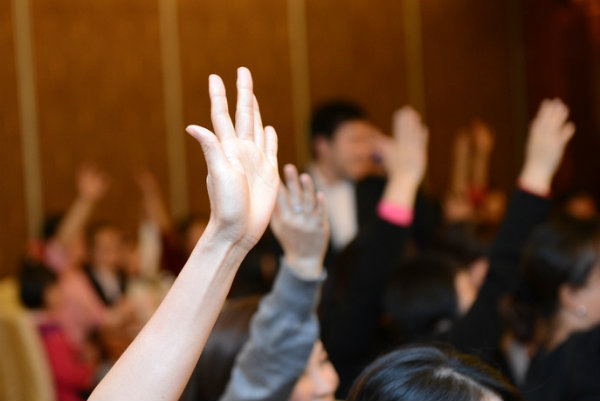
[377,201,414,227]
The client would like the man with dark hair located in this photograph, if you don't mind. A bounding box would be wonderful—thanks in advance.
[308,100,381,251]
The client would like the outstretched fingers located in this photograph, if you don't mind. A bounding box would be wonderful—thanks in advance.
[235,67,255,141]
[265,126,278,169]
[208,75,236,141]
[253,96,265,150]
[186,125,228,175]
[299,173,317,214]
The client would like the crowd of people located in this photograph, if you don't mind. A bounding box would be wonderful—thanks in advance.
[15,67,600,401]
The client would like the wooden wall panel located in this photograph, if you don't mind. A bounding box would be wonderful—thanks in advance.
[421,0,516,194]
[305,0,408,134]
[523,0,600,197]
[31,0,169,235]
[0,2,28,277]
[178,0,296,216]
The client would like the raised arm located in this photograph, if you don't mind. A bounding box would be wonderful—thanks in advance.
[221,164,329,401]
[450,128,471,198]
[53,165,109,250]
[447,98,575,358]
[325,106,429,392]
[470,119,494,195]
[136,169,173,234]
[88,67,280,401]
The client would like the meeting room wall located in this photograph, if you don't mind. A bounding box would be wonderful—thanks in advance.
[1,0,567,277]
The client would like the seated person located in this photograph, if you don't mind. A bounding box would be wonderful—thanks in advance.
[19,259,98,401]
[85,222,127,306]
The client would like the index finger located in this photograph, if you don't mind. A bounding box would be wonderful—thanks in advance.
[209,74,236,141]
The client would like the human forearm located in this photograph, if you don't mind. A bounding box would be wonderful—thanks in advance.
[221,260,324,401]
[471,152,491,190]
[55,196,95,248]
[88,227,250,401]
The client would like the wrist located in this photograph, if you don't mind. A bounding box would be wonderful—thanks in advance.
[518,163,552,197]
[199,220,254,260]
[283,254,324,280]
[383,175,419,209]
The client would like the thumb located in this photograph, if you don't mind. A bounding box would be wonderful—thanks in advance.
[186,125,228,173]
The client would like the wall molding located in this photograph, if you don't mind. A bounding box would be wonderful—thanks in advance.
[12,0,43,239]
[158,0,189,219]
[287,0,311,166]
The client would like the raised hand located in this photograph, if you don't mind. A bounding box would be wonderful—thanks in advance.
[470,119,495,156]
[77,164,110,202]
[186,67,279,249]
[375,106,429,208]
[519,98,575,195]
[271,164,329,279]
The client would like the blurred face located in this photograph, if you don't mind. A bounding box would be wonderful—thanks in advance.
[318,120,378,181]
[455,269,478,316]
[44,282,64,311]
[568,265,600,328]
[91,227,123,271]
[289,341,339,401]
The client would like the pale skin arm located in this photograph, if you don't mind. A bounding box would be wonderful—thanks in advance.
[136,169,173,233]
[518,98,575,195]
[470,119,494,191]
[450,128,471,198]
[88,67,280,401]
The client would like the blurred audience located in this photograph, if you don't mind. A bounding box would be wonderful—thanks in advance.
[8,62,600,401]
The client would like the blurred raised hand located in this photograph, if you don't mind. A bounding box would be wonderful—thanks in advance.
[519,98,575,196]
[77,163,110,202]
[271,164,329,279]
[375,106,429,208]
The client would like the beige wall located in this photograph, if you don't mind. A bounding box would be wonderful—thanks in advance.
[0,0,532,276]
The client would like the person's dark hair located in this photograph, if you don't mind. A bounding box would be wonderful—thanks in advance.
[384,254,461,343]
[347,344,521,401]
[505,217,600,343]
[310,100,367,142]
[42,213,64,240]
[438,223,490,267]
[180,296,261,401]
[19,258,58,309]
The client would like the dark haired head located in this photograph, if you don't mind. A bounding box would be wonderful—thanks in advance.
[506,217,600,343]
[19,259,58,309]
[347,344,521,401]
[439,223,490,267]
[42,213,64,240]
[384,254,462,343]
[181,296,260,401]
[310,100,367,142]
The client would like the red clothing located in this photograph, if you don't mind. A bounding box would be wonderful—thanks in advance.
[39,323,95,401]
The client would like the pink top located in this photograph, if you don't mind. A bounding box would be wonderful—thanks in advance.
[39,322,95,401]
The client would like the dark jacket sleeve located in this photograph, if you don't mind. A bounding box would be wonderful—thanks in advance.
[445,189,552,362]
[323,216,410,388]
